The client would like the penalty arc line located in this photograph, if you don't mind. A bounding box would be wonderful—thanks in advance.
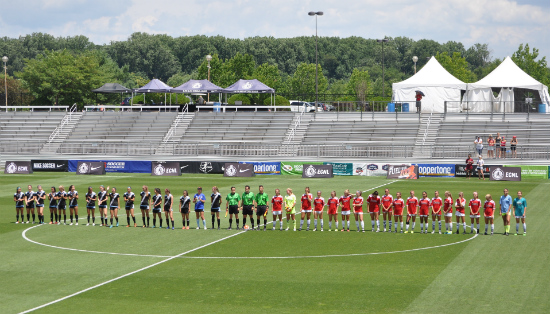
[18,230,245,314]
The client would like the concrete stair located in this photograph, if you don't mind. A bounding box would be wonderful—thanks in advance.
[412,113,444,158]
[40,112,84,154]
[156,112,195,154]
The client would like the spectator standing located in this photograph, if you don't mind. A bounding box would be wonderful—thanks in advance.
[474,136,483,156]
[477,155,485,180]
[495,133,502,158]
[487,135,495,158]
[197,96,205,105]
[500,136,507,159]
[465,154,474,179]
[511,136,518,158]
[415,92,423,113]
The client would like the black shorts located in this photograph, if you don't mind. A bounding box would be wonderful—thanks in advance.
[140,205,149,210]
[501,147,506,152]
[164,206,172,212]
[180,207,189,214]
[211,207,220,213]
[511,146,516,151]
[153,207,162,213]
[228,205,239,215]
[242,205,254,216]
[256,205,267,216]
[26,205,35,209]
[58,205,66,210]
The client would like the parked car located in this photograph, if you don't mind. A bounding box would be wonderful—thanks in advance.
[290,101,316,112]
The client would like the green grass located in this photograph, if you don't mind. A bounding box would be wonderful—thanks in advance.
[1,172,549,313]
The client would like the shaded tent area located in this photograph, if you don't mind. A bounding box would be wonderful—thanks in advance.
[392,57,466,113]
[222,79,276,105]
[135,79,173,105]
[462,57,550,113]
[92,83,132,105]
[171,79,223,105]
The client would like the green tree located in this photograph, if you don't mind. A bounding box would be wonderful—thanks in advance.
[286,63,328,101]
[347,68,371,103]
[17,49,104,106]
[435,52,477,83]
[512,43,549,85]
[167,72,198,88]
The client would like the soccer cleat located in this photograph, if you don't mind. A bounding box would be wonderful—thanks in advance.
[411,231,414,234]
[328,229,331,231]
[70,223,73,226]
[263,227,266,231]
[404,231,408,233]
[313,228,317,232]
[272,227,275,231]
[306,228,309,231]
[152,226,156,228]
[196,227,200,229]
[298,228,302,231]
[280,228,283,231]
[204,226,207,230]
[126,225,130,228]
[400,230,404,233]
[48,222,52,225]
[341,229,345,232]
[491,232,493,235]
[110,225,113,228]
[93,223,95,226]
[357,229,360,232]
[347,229,350,232]
[321,229,323,232]
[286,227,289,231]
[75,222,78,226]
[439,231,442,234]
[15,221,19,224]
[456,231,459,234]
[116,222,119,227]
[172,227,175,230]
[523,233,526,236]
[219,227,221,230]
[484,232,488,235]
[294,228,296,231]
[26,221,29,224]
[182,227,185,230]
[515,233,518,236]
[134,223,137,228]
[371,229,374,232]
[376,229,380,232]
[362,230,365,233]
[463,232,467,235]
[431,231,435,234]
[167,226,170,229]
[186,226,189,230]
[384,228,386,232]
[86,223,89,226]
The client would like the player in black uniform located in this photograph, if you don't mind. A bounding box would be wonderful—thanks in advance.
[36,185,46,224]
[14,187,25,224]
[109,187,120,228]
[179,190,191,229]
[124,187,136,227]
[25,185,36,224]
[48,187,58,224]
[211,186,222,230]
[85,186,97,226]
[56,186,68,224]
[151,188,163,228]
[68,185,79,225]
[140,185,151,228]
[97,185,109,226]
[164,188,175,230]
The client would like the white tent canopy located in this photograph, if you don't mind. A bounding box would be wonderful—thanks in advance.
[392,56,467,113]
[463,57,550,113]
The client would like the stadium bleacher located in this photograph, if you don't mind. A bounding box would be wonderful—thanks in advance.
[0,111,66,141]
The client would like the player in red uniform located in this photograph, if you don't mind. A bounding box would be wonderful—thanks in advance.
[392,192,405,233]
[327,191,339,231]
[469,191,482,234]
[353,191,365,232]
[455,191,467,234]
[367,191,381,232]
[339,189,352,232]
[299,187,313,231]
[313,191,325,231]
[444,191,453,234]
[418,191,431,234]
[430,191,443,234]
[483,194,495,235]
[271,189,284,230]
[405,190,418,233]
[381,189,393,232]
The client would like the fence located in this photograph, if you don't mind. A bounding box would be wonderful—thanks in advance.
[1,105,69,112]
[444,101,547,117]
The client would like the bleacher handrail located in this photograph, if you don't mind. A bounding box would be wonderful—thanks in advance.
[84,105,180,112]
[196,105,291,112]
[2,106,69,112]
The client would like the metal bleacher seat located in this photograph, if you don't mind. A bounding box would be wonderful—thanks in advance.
[0,111,66,141]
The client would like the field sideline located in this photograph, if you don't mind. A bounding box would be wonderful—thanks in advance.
[1,172,549,314]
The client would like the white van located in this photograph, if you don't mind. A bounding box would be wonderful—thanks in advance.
[290,101,316,112]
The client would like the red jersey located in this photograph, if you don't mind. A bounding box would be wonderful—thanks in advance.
[367,195,381,213]
[381,194,393,211]
[419,198,431,216]
[444,197,453,214]
[469,198,482,215]
[339,195,352,211]
[328,197,339,215]
[301,193,312,210]
[353,196,363,213]
[484,200,495,217]
[392,198,404,215]
[406,196,418,215]
[431,197,443,214]
[455,197,466,214]
[271,195,283,211]
[314,197,325,212]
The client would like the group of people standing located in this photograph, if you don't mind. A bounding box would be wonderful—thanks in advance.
[14,184,528,236]
[476,133,518,159]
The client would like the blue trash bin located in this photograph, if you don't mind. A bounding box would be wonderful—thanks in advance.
[387,103,395,112]
[213,102,221,112]
[402,103,409,112]
[538,104,547,113]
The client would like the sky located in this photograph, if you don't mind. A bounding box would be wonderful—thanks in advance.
[1,0,549,61]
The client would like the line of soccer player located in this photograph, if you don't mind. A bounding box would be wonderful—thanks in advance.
[13,184,527,236]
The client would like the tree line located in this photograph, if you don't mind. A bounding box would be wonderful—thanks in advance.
[0,32,548,106]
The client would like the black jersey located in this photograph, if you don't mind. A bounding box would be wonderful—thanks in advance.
[140,191,151,206]
[25,191,36,207]
[109,192,120,207]
[152,194,162,208]
[124,192,135,207]
[68,191,78,206]
[48,192,58,207]
[180,196,190,211]
[86,192,97,207]
[98,191,108,206]
[211,192,222,208]
[14,192,25,207]
[36,191,46,206]
[164,194,173,210]
[56,191,67,208]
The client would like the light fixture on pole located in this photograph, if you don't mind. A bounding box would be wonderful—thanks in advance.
[2,56,7,107]
[206,54,212,102]
[412,56,418,74]
[376,39,389,98]
[308,11,323,113]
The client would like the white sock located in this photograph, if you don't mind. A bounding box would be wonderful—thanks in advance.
[383,220,386,229]
[300,220,304,229]
[361,221,364,230]
[202,219,206,227]
[523,223,526,232]
[516,224,519,233]
[471,223,474,231]
[395,222,398,232]
[477,223,480,230]
[389,220,392,229]
[463,222,467,232]
[371,220,375,229]
[314,219,317,228]
[421,223,424,232]
[376,220,380,229]
[329,221,332,229]
[412,222,415,230]
[196,218,200,227]
[347,220,350,229]
[320,220,323,229]
[406,223,410,231]
[425,223,428,231]
[449,222,453,230]
[439,221,442,231]
[355,221,359,229]
[280,220,283,228]
[307,219,310,229]
[273,220,276,228]
[400,222,403,230]
[485,224,488,232]
[491,224,494,232]
[432,221,435,231]
[335,221,338,229]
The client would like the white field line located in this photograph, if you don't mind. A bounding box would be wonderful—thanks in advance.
[18,230,245,314]
[363,180,398,193]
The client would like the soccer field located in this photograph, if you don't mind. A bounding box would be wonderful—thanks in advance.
[1,172,549,314]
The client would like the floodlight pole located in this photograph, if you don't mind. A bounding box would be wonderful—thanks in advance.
[413,56,418,74]
[377,39,389,98]
[309,11,323,114]
[2,56,7,107]
[206,54,212,103]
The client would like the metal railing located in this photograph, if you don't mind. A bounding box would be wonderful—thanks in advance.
[84,105,181,112]
[284,111,304,144]
[2,106,69,112]
[162,104,189,143]
[444,101,547,119]
[48,104,78,143]
[196,105,291,112]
